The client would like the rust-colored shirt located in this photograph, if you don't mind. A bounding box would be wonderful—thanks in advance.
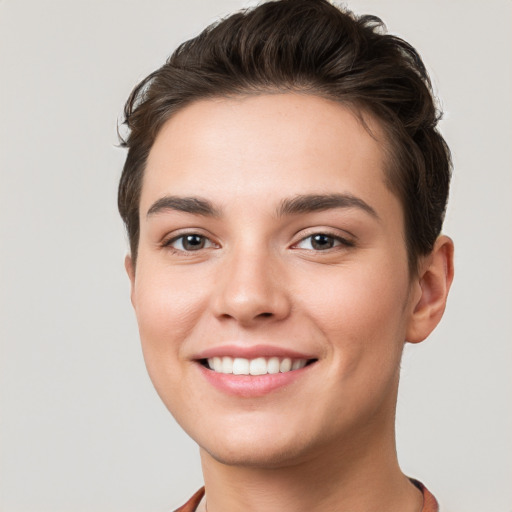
[173,480,439,512]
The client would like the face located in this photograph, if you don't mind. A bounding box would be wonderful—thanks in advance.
[128,93,420,468]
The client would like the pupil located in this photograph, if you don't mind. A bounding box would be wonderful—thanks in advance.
[184,235,204,250]
[312,234,333,250]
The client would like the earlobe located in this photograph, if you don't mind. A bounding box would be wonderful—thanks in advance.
[124,254,136,309]
[406,235,454,344]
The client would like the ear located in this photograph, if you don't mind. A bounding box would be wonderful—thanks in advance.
[124,254,137,309]
[406,235,454,344]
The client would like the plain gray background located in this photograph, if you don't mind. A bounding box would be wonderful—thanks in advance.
[1,0,511,510]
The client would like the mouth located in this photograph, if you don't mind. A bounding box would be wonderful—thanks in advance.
[193,345,318,396]
[200,356,317,375]
[199,356,316,376]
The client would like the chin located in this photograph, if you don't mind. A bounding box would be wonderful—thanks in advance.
[192,415,323,469]
[202,438,310,469]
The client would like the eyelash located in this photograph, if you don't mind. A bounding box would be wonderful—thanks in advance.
[162,233,217,253]
[293,232,355,251]
[162,231,354,253]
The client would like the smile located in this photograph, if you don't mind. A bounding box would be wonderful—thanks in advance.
[194,345,318,396]
[205,356,311,375]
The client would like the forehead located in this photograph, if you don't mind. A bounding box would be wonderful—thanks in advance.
[142,93,394,217]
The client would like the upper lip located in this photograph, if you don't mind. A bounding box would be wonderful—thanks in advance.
[192,344,317,361]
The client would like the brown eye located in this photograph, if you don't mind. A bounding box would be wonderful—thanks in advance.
[167,234,215,252]
[310,234,335,250]
[181,234,206,250]
[295,233,353,251]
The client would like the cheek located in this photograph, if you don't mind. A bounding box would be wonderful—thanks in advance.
[302,263,411,425]
[133,267,209,366]
[132,268,212,414]
[300,261,410,366]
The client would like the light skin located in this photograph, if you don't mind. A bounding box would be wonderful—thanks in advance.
[126,93,454,512]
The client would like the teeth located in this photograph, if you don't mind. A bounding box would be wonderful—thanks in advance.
[267,357,280,374]
[280,358,292,372]
[206,356,310,375]
[249,357,267,375]
[212,357,222,372]
[292,359,307,371]
[233,357,250,375]
[221,356,233,373]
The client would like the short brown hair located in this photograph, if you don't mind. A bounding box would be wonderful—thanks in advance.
[119,0,451,273]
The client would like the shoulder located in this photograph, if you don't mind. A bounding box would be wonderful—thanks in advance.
[410,479,439,512]
[172,488,205,512]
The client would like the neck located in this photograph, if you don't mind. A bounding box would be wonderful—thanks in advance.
[199,424,423,512]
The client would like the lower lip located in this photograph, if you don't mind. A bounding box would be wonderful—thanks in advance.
[197,363,314,397]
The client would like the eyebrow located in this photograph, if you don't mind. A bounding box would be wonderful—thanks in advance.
[146,193,378,220]
[277,193,379,219]
[146,196,220,218]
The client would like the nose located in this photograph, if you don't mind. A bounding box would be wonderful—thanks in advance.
[211,247,292,327]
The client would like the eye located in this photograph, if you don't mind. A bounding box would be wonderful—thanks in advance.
[295,233,352,251]
[166,234,216,252]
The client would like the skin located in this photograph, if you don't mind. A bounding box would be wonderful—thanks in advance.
[126,93,454,511]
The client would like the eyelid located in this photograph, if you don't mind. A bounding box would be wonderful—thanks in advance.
[291,228,356,250]
[161,229,219,251]
[159,227,355,252]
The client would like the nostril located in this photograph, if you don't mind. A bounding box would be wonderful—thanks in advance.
[259,312,273,318]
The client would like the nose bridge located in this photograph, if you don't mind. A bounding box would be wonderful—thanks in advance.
[212,238,290,325]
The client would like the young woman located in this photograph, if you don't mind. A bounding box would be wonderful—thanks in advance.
[118,1,454,510]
